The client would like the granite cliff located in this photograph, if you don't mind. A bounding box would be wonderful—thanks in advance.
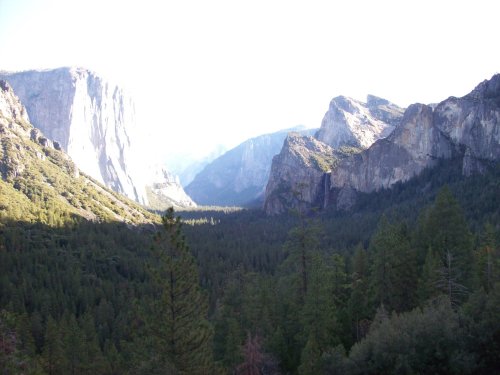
[329,74,500,209]
[0,67,146,202]
[0,67,194,208]
[145,166,196,209]
[0,80,156,224]
[263,133,356,214]
[264,75,500,214]
[315,95,404,149]
[264,94,402,214]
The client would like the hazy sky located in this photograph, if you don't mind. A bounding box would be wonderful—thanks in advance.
[0,0,499,163]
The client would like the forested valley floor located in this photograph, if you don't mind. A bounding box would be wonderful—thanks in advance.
[1,159,499,374]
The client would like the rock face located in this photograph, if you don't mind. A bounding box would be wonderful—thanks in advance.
[0,80,30,126]
[0,80,156,224]
[433,76,500,163]
[263,133,352,214]
[145,166,196,210]
[186,127,315,206]
[0,67,146,203]
[315,95,404,149]
[330,74,500,209]
[330,103,454,195]
[264,75,500,214]
[264,94,401,215]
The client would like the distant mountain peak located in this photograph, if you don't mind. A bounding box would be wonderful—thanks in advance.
[315,94,404,149]
[264,74,500,214]
[467,73,500,100]
[186,127,317,207]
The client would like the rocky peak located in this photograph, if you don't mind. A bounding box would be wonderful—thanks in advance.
[145,165,196,210]
[433,74,500,162]
[366,94,390,107]
[265,74,500,214]
[282,132,335,170]
[466,73,500,101]
[315,95,404,149]
[0,68,146,203]
[264,133,342,215]
[328,74,500,210]
[0,80,30,128]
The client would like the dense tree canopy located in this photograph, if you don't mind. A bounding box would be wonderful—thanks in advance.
[0,159,499,374]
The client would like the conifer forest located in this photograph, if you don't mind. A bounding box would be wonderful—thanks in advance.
[0,156,499,374]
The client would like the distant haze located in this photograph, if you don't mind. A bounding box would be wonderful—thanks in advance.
[1,0,499,163]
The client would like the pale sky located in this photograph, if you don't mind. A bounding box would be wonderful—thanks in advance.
[0,0,499,165]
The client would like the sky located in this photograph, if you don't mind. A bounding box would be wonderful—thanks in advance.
[0,0,499,167]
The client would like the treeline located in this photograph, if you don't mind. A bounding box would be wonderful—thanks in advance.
[0,160,499,374]
[208,187,499,374]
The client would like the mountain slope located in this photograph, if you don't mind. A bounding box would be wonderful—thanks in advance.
[315,95,404,149]
[263,132,358,214]
[186,127,315,206]
[0,67,147,202]
[0,67,197,209]
[0,80,157,225]
[145,166,196,210]
[329,74,500,209]
[264,94,402,214]
[264,75,500,214]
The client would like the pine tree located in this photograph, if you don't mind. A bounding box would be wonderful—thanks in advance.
[348,245,371,341]
[475,222,499,292]
[149,207,214,375]
[283,213,321,301]
[420,186,474,290]
[61,314,85,375]
[417,247,441,303]
[41,316,65,375]
[297,333,322,375]
[300,254,338,351]
[370,217,418,312]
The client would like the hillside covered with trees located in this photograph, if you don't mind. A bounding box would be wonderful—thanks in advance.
[1,156,499,374]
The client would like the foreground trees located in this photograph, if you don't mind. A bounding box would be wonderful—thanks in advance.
[147,207,214,374]
[0,179,498,374]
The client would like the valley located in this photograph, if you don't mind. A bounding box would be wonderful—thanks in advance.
[0,71,499,374]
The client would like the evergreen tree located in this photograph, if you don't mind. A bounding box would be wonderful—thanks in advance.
[436,250,469,307]
[420,186,474,290]
[283,213,321,301]
[61,313,85,375]
[417,247,441,304]
[148,207,214,374]
[297,333,322,375]
[475,223,499,292]
[348,245,371,342]
[370,217,418,312]
[300,254,338,351]
[41,316,65,375]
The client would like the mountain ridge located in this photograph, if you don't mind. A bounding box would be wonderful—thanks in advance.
[264,74,500,214]
[0,79,157,225]
[186,126,316,206]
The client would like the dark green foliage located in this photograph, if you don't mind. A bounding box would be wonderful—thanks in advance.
[347,297,476,374]
[0,158,498,374]
[419,187,474,289]
[147,207,214,374]
[348,245,371,342]
[461,285,500,373]
[369,218,418,312]
[0,310,43,374]
[475,222,500,292]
